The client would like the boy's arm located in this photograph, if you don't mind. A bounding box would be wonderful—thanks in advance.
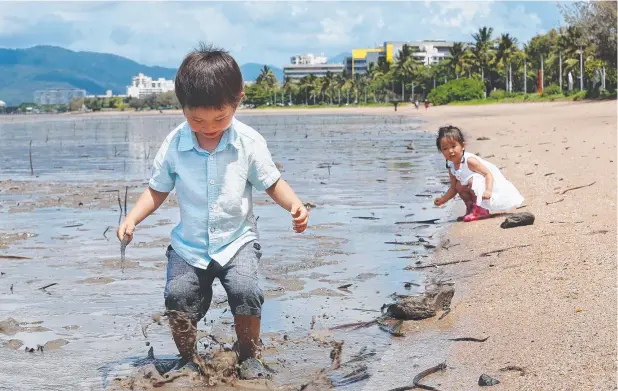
[435,172,458,206]
[265,179,308,233]
[118,136,176,243]
[117,188,169,242]
[466,157,494,199]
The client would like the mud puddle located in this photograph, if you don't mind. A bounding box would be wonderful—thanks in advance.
[0,113,453,390]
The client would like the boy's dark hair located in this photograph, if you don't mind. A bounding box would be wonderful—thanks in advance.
[175,42,243,109]
[436,125,465,150]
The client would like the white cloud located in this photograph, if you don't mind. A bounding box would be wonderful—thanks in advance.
[0,1,563,67]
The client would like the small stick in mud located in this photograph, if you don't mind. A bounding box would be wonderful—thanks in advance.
[0,255,32,260]
[448,336,489,342]
[560,181,596,195]
[387,362,447,391]
[405,259,473,270]
[103,226,112,240]
[120,235,129,273]
[499,365,526,376]
[546,198,565,205]
[330,320,375,330]
[124,186,128,217]
[438,309,451,320]
[480,244,531,257]
[10,284,13,294]
[395,218,441,225]
[38,283,58,290]
[102,190,123,224]
[29,140,34,176]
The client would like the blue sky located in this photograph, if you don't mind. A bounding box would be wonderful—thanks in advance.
[0,1,565,68]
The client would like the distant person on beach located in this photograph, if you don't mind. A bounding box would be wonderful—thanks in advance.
[414,100,419,110]
[117,43,308,378]
[433,126,523,221]
[424,99,429,111]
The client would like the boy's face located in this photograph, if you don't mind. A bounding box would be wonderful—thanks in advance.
[184,103,239,140]
[440,137,465,163]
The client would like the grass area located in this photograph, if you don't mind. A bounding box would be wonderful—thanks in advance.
[253,102,408,110]
[449,91,616,106]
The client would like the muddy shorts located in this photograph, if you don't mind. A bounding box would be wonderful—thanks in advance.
[163,240,264,320]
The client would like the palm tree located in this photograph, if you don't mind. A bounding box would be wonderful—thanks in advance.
[497,33,518,92]
[446,42,467,79]
[335,73,346,105]
[256,66,278,89]
[282,77,296,105]
[394,44,422,100]
[321,71,335,104]
[472,26,495,88]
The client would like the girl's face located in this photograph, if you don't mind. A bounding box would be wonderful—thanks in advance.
[439,137,465,163]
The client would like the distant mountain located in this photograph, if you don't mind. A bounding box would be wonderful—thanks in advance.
[240,63,283,83]
[0,45,283,105]
[328,52,351,64]
[0,45,177,105]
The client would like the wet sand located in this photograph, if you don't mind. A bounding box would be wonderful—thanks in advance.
[362,101,616,390]
[0,112,451,390]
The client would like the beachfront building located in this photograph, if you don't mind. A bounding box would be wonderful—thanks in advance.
[34,89,87,105]
[345,47,384,76]
[346,40,454,76]
[283,54,344,80]
[384,40,454,65]
[290,53,328,65]
[126,73,175,99]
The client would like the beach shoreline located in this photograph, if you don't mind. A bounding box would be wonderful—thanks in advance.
[383,100,616,390]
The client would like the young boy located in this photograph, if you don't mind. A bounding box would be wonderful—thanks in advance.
[117,43,308,377]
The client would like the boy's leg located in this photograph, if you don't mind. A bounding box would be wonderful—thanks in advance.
[164,246,214,362]
[218,241,264,362]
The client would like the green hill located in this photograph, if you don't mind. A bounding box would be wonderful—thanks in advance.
[0,45,283,105]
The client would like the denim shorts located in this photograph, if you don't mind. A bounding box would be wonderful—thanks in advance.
[163,240,264,320]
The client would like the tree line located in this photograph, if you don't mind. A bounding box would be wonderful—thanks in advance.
[244,2,616,107]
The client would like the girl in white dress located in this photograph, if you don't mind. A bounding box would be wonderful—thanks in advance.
[433,126,524,222]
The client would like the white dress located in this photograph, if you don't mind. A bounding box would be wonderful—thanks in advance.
[447,151,524,212]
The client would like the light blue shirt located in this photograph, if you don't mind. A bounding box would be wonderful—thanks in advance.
[148,117,281,269]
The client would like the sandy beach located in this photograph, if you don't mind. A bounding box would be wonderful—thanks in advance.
[390,101,617,390]
[0,101,615,390]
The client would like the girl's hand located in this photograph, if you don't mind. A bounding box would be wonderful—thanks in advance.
[482,190,492,200]
[434,197,444,206]
[117,219,136,244]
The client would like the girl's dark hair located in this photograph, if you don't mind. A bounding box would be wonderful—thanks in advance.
[436,125,465,150]
[175,42,244,109]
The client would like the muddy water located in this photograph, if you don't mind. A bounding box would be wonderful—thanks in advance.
[0,113,453,390]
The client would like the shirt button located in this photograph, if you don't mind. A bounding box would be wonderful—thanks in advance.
[209,180,214,185]
[209,156,214,161]
[209,227,215,233]
[210,205,215,210]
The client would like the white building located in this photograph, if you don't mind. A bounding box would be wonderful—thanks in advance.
[389,40,455,66]
[86,90,127,99]
[126,73,175,99]
[34,89,87,105]
[290,53,328,65]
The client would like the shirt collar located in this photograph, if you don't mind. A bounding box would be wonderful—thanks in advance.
[177,118,241,152]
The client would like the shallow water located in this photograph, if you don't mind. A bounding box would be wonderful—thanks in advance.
[0,113,453,390]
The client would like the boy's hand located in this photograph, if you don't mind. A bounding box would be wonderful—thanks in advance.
[434,197,444,206]
[482,190,492,200]
[290,204,308,233]
[117,219,136,244]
